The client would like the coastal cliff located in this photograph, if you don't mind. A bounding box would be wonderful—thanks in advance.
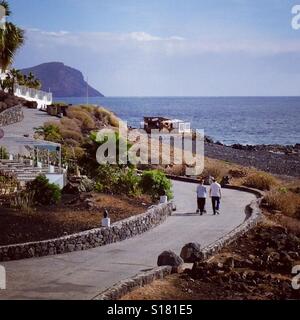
[21,62,104,98]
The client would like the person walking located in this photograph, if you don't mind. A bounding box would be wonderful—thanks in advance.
[210,178,222,215]
[196,179,207,216]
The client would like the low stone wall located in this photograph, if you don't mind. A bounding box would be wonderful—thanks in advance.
[201,198,262,260]
[0,203,173,262]
[94,266,173,300]
[0,105,24,127]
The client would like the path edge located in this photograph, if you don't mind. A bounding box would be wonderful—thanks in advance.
[92,179,263,300]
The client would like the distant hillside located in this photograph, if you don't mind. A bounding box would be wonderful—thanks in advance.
[21,62,104,98]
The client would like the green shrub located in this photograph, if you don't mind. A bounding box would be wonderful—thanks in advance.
[27,175,61,206]
[0,146,9,159]
[117,169,141,196]
[95,182,104,193]
[35,124,62,143]
[140,170,173,201]
[95,165,121,193]
[243,172,277,191]
[95,166,141,196]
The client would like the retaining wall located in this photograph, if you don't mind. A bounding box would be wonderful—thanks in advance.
[0,202,173,262]
[0,105,24,127]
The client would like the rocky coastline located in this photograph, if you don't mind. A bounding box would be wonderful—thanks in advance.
[204,137,300,177]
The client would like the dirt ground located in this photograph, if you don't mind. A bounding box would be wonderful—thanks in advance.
[0,193,152,246]
[122,218,300,300]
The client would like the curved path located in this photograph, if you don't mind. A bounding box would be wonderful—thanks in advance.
[0,181,255,300]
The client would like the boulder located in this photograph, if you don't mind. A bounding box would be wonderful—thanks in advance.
[157,251,183,269]
[180,243,203,263]
[63,176,95,194]
[79,177,95,193]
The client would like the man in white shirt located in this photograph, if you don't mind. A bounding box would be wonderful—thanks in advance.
[210,178,222,215]
[196,179,207,216]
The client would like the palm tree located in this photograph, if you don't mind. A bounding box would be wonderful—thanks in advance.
[23,72,41,89]
[9,68,23,92]
[0,0,11,16]
[0,1,25,73]
[32,78,41,90]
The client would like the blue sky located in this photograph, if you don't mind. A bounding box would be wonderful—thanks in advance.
[8,0,300,96]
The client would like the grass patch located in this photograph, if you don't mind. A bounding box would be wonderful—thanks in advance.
[263,189,300,218]
[243,172,277,191]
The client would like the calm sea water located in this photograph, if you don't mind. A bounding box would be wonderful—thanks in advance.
[58,97,300,146]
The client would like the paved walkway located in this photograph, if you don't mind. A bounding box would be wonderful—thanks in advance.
[2,108,59,138]
[0,181,255,300]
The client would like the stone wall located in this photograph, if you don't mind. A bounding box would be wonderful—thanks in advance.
[0,105,24,127]
[94,266,173,300]
[0,202,173,262]
[201,198,262,260]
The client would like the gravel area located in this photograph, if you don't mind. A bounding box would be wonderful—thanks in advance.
[204,142,300,177]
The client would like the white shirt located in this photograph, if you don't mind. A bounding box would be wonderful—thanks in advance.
[210,182,222,197]
[197,185,207,198]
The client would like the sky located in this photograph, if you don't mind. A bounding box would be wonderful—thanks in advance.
[8,0,300,96]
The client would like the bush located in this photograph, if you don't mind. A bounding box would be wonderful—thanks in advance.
[60,129,83,143]
[60,117,81,132]
[228,169,248,178]
[264,190,300,218]
[140,170,173,201]
[27,175,61,206]
[243,172,277,191]
[10,190,35,213]
[95,165,121,193]
[94,166,141,196]
[67,109,95,130]
[117,169,141,196]
[95,107,120,127]
[0,146,9,159]
[36,123,62,142]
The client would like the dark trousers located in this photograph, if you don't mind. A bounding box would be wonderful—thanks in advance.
[212,197,220,214]
[197,198,206,214]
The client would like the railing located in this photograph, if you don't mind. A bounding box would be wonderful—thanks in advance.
[14,84,52,105]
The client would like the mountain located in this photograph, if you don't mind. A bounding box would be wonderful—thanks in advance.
[21,62,104,98]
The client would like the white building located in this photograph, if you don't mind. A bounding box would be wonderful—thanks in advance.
[0,71,53,109]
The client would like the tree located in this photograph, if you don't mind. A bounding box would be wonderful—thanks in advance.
[7,68,23,93]
[0,1,25,73]
[24,72,41,89]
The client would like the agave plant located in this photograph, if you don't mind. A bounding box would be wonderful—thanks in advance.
[0,1,25,73]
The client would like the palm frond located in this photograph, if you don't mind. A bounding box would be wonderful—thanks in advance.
[0,22,25,71]
[0,1,11,16]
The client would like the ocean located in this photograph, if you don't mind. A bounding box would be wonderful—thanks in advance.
[58,96,300,146]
